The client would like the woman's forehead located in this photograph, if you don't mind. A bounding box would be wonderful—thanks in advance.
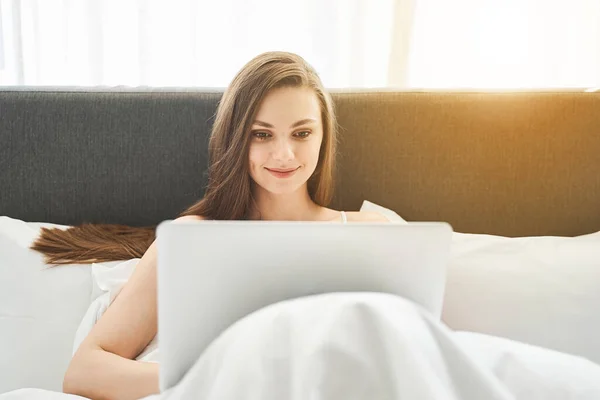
[254,87,321,126]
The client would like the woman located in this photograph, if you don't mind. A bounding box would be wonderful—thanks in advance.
[35,51,386,400]
[35,51,600,400]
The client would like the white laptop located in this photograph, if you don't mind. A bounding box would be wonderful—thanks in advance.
[155,220,453,391]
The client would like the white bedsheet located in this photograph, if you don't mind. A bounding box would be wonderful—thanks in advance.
[3,293,599,400]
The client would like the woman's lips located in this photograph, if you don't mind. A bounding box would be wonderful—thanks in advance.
[265,167,300,178]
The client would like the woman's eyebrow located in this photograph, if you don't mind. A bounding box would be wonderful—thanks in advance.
[290,118,317,128]
[253,118,317,129]
[253,120,274,128]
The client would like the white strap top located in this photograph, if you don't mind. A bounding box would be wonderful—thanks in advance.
[340,211,348,224]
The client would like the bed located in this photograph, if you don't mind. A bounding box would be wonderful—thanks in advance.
[1,87,599,397]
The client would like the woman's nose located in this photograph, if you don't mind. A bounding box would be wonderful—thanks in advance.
[272,138,294,162]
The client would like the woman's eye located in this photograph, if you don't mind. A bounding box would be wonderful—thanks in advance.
[252,131,271,140]
[294,131,311,139]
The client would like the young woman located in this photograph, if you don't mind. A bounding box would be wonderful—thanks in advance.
[35,51,600,400]
[35,51,387,400]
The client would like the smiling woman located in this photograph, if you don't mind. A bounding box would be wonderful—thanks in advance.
[248,87,326,219]
[25,51,389,400]
[32,51,387,269]
[176,52,340,223]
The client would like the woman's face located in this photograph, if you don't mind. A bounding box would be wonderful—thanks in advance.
[248,86,323,195]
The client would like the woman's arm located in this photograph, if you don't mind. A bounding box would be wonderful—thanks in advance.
[63,239,161,400]
[63,216,202,400]
[64,348,159,400]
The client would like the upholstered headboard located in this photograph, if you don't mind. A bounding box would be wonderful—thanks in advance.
[1,87,599,237]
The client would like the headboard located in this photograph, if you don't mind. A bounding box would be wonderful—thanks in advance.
[2,87,599,237]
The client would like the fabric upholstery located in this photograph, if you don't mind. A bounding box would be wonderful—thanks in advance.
[1,87,599,236]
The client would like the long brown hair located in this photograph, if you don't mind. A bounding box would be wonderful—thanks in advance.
[31,51,338,265]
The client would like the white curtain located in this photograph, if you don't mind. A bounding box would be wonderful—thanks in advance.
[0,0,401,88]
[0,2,4,69]
[407,0,600,89]
[1,0,599,89]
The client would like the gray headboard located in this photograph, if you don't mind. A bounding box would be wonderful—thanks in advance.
[2,88,218,227]
[2,87,600,237]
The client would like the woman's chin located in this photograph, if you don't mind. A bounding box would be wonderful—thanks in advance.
[257,179,307,195]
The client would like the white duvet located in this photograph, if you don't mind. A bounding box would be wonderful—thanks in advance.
[3,292,600,400]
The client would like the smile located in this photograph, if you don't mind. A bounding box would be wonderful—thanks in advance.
[265,167,300,178]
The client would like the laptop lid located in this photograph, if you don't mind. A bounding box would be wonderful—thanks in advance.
[156,220,452,391]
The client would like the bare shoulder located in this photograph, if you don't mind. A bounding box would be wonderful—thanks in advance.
[344,211,389,222]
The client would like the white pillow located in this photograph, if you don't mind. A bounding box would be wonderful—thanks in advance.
[0,217,93,394]
[360,200,407,223]
[360,201,600,365]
